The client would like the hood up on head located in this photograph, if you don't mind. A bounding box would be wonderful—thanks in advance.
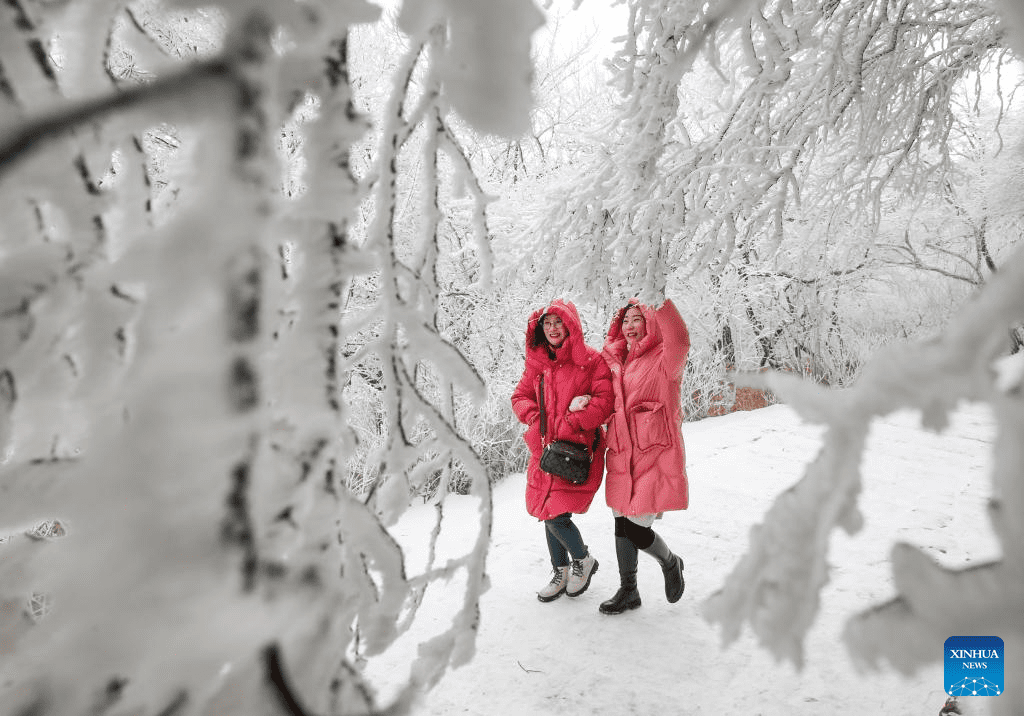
[525,299,591,366]
[605,299,662,358]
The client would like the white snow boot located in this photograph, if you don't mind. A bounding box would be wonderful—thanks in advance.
[537,566,569,602]
[566,553,599,597]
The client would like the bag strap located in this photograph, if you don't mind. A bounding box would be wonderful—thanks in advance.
[538,373,547,438]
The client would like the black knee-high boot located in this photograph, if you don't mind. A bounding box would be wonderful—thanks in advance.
[642,533,685,603]
[599,536,642,614]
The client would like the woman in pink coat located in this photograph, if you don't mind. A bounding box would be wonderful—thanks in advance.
[598,298,689,614]
[511,300,614,602]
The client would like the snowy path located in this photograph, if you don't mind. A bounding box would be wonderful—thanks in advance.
[367,403,999,715]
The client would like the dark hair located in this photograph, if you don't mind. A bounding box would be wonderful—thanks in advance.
[617,304,635,327]
[622,303,649,325]
[533,314,548,348]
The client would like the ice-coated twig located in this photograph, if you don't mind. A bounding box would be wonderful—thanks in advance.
[704,245,1024,692]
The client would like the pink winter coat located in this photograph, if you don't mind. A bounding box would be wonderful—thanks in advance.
[511,300,614,521]
[602,298,691,515]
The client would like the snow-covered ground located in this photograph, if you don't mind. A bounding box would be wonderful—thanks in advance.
[367,402,1001,715]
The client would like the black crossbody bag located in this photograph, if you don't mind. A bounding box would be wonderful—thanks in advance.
[537,374,597,485]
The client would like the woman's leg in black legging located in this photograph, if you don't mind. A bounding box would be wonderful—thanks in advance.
[620,517,684,603]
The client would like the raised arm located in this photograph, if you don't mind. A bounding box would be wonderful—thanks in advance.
[656,298,690,377]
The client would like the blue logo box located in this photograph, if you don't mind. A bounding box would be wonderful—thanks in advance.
[945,636,1004,696]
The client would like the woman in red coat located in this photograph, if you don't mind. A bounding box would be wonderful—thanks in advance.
[598,298,690,614]
[511,300,614,602]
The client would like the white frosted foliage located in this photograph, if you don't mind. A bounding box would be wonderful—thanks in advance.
[398,0,544,137]
[704,245,1024,715]
[0,0,529,714]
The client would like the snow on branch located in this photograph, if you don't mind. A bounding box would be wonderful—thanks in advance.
[0,56,233,178]
[0,0,538,713]
[522,0,1003,306]
[704,244,1024,716]
[396,0,543,137]
[331,2,544,699]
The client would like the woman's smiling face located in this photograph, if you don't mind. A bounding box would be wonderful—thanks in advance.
[622,307,646,348]
[543,314,567,347]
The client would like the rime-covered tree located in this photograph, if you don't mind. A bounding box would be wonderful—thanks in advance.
[522,1,1024,713]
[524,0,1020,385]
[4,1,1024,715]
[0,1,540,715]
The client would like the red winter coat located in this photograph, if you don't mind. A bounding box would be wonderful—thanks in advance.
[511,300,614,521]
[602,298,690,515]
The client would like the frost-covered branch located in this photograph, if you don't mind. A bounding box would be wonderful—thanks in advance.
[0,0,538,714]
[522,0,1003,307]
[704,244,1024,716]
[0,39,260,179]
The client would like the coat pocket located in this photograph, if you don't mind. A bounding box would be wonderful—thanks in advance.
[631,401,672,451]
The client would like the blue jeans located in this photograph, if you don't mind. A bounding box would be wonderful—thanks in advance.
[545,512,588,568]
